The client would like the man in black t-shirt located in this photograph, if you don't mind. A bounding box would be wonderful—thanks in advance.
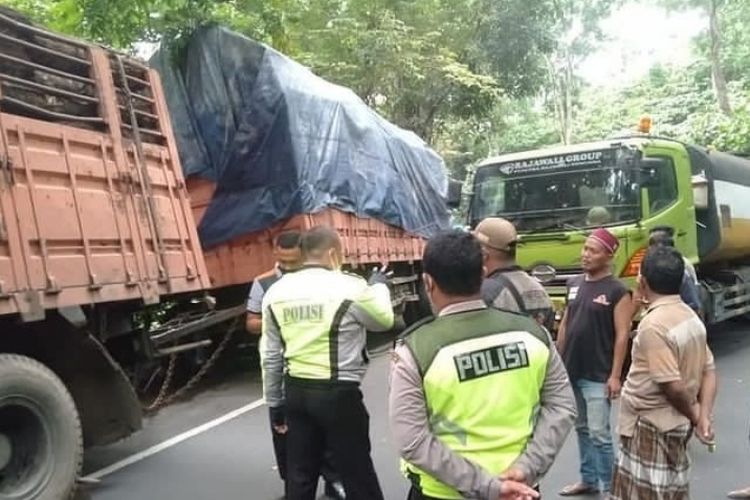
[557,228,633,497]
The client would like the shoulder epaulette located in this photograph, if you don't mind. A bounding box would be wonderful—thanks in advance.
[398,315,436,341]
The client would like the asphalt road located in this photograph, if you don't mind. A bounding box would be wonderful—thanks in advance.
[80,323,750,500]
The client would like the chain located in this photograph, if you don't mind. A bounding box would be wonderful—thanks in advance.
[144,353,177,412]
[143,317,239,413]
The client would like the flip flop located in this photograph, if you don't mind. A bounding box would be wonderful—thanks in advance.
[559,482,600,496]
[728,487,750,499]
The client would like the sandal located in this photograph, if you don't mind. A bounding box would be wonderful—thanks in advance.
[559,482,600,496]
[728,487,750,499]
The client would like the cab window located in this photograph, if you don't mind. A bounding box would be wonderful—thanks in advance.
[646,157,678,214]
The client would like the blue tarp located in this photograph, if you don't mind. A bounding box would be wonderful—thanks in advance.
[150,26,450,249]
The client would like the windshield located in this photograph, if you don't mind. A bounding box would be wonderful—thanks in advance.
[471,148,641,232]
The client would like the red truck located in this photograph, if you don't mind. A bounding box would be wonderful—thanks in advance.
[0,11,452,500]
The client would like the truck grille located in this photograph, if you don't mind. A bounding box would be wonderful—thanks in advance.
[541,267,583,289]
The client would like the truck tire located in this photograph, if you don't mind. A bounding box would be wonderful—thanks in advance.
[0,354,82,500]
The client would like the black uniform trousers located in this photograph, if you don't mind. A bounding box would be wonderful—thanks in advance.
[285,377,384,500]
[268,409,340,484]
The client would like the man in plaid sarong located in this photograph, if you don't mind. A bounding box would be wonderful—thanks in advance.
[612,246,717,500]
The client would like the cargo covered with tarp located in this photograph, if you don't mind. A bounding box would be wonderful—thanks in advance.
[150,26,450,249]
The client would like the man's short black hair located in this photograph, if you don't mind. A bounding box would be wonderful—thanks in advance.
[301,226,340,257]
[641,246,685,295]
[650,225,675,237]
[423,230,483,296]
[648,232,675,248]
[275,230,302,249]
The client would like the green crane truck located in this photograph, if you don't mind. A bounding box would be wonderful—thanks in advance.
[467,136,750,325]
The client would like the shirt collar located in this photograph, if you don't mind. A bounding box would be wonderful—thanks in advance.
[646,295,682,312]
[438,299,487,317]
[487,265,522,278]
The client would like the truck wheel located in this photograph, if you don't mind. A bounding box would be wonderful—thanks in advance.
[0,354,82,500]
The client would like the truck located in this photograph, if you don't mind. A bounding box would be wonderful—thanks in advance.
[467,134,750,325]
[0,12,451,500]
[150,25,458,323]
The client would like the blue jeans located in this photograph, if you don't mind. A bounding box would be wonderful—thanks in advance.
[574,378,614,492]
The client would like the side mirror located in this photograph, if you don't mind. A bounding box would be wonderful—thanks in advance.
[692,174,709,209]
[447,179,463,209]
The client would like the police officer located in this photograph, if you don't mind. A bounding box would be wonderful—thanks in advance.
[262,226,394,500]
[246,230,344,499]
[246,231,303,335]
[474,217,554,330]
[389,230,576,500]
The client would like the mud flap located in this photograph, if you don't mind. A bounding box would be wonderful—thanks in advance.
[3,318,143,448]
[47,329,143,447]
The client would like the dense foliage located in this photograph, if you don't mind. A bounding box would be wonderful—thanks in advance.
[4,0,749,180]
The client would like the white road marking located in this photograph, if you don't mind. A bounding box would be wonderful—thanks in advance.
[83,398,266,481]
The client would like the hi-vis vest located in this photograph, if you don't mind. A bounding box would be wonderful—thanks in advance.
[402,308,551,499]
[265,266,392,381]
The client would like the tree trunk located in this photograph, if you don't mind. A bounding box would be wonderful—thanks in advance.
[545,55,567,144]
[708,0,732,115]
[563,52,574,144]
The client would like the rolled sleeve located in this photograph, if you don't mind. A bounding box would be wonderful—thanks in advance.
[388,343,501,499]
[246,280,265,314]
[704,345,716,372]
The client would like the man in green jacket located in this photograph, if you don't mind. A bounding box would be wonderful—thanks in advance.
[389,230,576,500]
[262,225,394,500]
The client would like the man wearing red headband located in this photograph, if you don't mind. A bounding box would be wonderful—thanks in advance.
[557,228,633,497]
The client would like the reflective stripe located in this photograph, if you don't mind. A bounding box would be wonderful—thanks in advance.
[329,300,352,380]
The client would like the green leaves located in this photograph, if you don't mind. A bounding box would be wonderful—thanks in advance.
[14,0,749,177]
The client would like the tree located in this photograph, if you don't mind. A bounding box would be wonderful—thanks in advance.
[4,0,566,148]
[543,0,621,143]
[295,3,501,142]
[2,0,303,51]
[657,0,732,115]
[472,0,557,97]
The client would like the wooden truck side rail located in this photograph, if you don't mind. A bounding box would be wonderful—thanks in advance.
[0,12,210,322]
[0,13,220,498]
[187,177,426,290]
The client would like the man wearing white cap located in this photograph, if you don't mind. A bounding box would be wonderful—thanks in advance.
[474,217,554,331]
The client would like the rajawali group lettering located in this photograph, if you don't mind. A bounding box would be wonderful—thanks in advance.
[453,341,530,383]
[498,150,610,176]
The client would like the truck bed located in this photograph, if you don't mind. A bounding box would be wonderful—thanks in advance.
[188,178,426,288]
[0,12,209,320]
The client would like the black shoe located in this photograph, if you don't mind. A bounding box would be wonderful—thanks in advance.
[324,480,346,499]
